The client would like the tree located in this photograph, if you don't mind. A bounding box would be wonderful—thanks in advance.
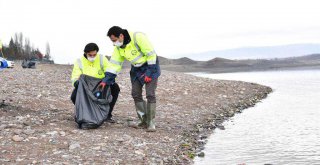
[45,42,51,60]
[24,38,32,59]
[2,32,46,61]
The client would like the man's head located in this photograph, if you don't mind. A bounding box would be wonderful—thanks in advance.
[84,43,99,62]
[107,26,125,47]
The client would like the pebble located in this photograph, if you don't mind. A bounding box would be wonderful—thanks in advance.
[46,131,58,136]
[0,124,7,130]
[59,131,66,136]
[69,142,80,150]
[13,129,23,135]
[62,155,71,159]
[12,135,24,142]
[198,152,205,157]
[23,129,35,135]
[93,146,101,150]
[134,150,145,156]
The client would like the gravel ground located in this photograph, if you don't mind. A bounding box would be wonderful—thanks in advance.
[0,64,272,164]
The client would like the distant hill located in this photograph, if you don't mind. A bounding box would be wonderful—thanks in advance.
[108,53,320,73]
[159,57,197,65]
[159,54,320,73]
[181,44,320,61]
[204,57,250,68]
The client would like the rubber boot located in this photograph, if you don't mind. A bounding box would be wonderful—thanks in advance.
[146,102,156,132]
[130,101,147,128]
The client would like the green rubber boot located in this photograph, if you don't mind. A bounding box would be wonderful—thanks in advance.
[146,102,156,132]
[130,101,147,129]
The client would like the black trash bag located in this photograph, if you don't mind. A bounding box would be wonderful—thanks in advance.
[22,60,36,69]
[75,74,112,129]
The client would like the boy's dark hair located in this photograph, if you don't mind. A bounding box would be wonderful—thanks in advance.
[107,26,124,37]
[84,43,99,53]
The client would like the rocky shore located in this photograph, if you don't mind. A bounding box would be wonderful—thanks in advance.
[0,64,272,164]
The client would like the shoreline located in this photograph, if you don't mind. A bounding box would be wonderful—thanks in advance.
[174,80,271,163]
[0,64,272,164]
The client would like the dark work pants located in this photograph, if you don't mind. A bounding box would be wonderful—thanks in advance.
[131,79,158,103]
[71,83,120,118]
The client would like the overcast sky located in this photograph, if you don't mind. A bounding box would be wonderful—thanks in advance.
[1,0,320,64]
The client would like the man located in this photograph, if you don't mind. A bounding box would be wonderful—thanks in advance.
[100,26,161,132]
[71,43,120,123]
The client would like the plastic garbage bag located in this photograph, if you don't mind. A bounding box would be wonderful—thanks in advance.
[22,60,36,69]
[74,74,112,129]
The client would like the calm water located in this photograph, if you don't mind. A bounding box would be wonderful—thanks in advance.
[192,70,320,165]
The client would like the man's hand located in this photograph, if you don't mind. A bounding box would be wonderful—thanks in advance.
[144,76,152,83]
[97,82,107,91]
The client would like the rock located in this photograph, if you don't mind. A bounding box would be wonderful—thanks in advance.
[23,129,35,135]
[70,130,78,134]
[216,124,225,130]
[13,129,23,135]
[69,142,80,150]
[0,124,7,130]
[62,155,71,159]
[59,131,66,137]
[198,152,205,157]
[93,146,101,150]
[49,138,57,144]
[46,131,58,136]
[23,121,32,126]
[134,150,145,156]
[16,158,24,162]
[12,135,24,142]
[227,111,235,117]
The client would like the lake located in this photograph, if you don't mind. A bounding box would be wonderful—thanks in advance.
[192,70,320,165]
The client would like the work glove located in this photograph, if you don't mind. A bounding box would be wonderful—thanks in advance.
[144,76,152,83]
[97,82,107,91]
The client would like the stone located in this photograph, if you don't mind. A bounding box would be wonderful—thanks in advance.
[13,129,23,135]
[62,155,71,159]
[134,150,145,156]
[198,152,205,157]
[93,146,101,150]
[46,131,58,136]
[23,129,35,135]
[12,135,24,142]
[59,131,66,136]
[0,124,7,130]
[69,142,80,150]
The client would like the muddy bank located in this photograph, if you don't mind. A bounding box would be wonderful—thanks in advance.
[0,64,271,164]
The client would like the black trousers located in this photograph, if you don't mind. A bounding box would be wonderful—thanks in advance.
[71,83,120,118]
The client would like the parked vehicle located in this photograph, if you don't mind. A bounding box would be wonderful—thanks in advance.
[6,60,15,68]
[0,57,14,68]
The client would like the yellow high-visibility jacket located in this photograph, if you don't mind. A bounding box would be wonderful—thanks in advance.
[71,54,109,86]
[106,31,157,75]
